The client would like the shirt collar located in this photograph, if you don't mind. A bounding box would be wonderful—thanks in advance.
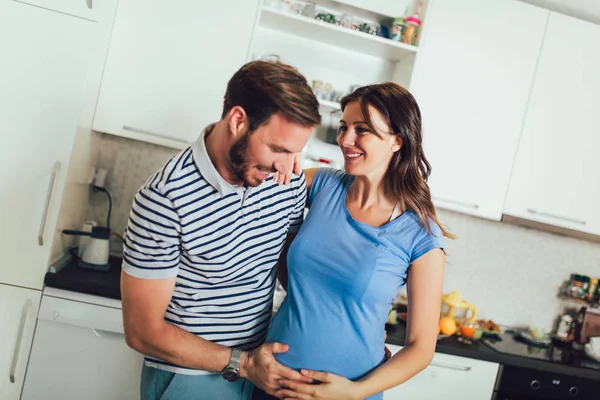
[191,124,240,197]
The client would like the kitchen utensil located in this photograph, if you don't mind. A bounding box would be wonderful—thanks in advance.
[441,290,478,326]
[63,227,110,271]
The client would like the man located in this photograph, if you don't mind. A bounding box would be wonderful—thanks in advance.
[121,60,321,400]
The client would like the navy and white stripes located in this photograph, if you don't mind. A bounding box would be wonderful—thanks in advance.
[123,130,306,375]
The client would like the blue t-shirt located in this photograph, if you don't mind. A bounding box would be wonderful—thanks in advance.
[266,169,444,399]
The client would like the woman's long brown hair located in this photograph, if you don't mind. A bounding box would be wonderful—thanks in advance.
[340,82,454,239]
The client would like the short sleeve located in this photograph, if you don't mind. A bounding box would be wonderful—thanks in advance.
[308,168,347,207]
[288,172,307,235]
[410,220,445,263]
[122,185,181,279]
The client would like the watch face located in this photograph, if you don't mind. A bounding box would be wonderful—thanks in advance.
[222,368,240,382]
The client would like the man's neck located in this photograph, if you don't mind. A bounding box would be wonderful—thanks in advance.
[204,120,243,186]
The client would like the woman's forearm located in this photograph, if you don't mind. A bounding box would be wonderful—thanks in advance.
[354,342,435,399]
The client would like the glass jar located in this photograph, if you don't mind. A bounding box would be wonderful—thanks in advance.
[568,274,590,299]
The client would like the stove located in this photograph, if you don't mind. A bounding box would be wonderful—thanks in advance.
[483,332,600,371]
[483,333,600,399]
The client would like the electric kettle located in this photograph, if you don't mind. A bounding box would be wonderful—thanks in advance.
[63,227,110,271]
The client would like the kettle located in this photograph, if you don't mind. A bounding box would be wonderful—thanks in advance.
[63,227,110,271]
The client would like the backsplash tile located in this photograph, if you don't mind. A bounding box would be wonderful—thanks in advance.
[87,133,179,235]
[90,133,600,331]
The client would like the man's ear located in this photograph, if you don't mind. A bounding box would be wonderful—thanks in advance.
[226,106,248,138]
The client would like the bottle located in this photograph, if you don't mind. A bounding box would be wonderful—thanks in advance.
[403,1,422,45]
[586,278,598,301]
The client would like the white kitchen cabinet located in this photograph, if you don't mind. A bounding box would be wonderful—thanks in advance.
[93,0,261,149]
[22,294,144,400]
[0,0,117,290]
[0,284,41,400]
[383,345,499,400]
[503,12,600,236]
[409,0,548,220]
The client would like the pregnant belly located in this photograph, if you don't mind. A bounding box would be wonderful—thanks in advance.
[266,316,382,381]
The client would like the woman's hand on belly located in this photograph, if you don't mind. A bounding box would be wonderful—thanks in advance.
[277,369,366,400]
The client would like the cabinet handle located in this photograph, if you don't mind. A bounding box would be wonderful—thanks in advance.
[86,0,92,9]
[432,196,479,210]
[122,125,187,142]
[38,161,61,246]
[430,361,472,372]
[526,209,586,226]
[10,299,33,383]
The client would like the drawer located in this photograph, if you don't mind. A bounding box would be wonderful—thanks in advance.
[14,0,100,21]
[38,295,125,333]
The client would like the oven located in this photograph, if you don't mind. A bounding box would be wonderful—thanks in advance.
[492,365,600,400]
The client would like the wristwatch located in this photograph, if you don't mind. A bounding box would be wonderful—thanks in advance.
[221,348,242,382]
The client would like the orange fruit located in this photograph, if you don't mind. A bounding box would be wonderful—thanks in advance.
[439,317,457,336]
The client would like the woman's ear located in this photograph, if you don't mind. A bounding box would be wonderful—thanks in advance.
[226,106,248,138]
[390,136,403,153]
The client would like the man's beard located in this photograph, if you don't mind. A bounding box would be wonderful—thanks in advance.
[228,132,265,187]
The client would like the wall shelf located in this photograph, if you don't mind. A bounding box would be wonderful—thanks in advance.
[259,7,418,62]
[319,99,341,109]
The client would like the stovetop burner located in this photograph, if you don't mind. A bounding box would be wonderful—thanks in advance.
[483,332,600,371]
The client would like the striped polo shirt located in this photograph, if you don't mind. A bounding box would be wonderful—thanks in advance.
[122,126,306,375]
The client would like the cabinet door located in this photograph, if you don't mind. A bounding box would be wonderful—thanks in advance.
[504,12,600,235]
[383,345,499,400]
[0,284,41,400]
[409,0,548,220]
[22,296,143,400]
[0,0,106,289]
[93,0,261,148]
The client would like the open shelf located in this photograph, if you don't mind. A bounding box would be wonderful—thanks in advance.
[260,7,418,62]
[319,99,341,109]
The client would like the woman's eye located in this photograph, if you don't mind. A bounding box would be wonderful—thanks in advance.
[338,126,347,134]
[356,127,369,135]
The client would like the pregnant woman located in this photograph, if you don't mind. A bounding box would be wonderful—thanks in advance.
[254,82,453,400]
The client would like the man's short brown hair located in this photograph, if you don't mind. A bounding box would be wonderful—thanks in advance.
[222,60,321,132]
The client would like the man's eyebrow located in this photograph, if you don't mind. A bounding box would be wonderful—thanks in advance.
[270,144,293,153]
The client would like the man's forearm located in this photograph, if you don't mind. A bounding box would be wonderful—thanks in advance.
[128,320,232,372]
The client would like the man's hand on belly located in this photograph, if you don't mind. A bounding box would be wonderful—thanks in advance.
[239,342,312,397]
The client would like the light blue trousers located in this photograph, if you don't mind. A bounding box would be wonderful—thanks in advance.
[141,364,254,400]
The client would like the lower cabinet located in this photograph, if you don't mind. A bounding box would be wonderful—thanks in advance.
[384,345,499,400]
[0,284,41,400]
[21,295,144,400]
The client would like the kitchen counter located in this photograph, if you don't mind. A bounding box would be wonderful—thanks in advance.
[385,323,600,381]
[44,258,600,382]
[44,255,123,300]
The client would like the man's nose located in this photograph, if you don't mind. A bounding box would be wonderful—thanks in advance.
[274,154,295,173]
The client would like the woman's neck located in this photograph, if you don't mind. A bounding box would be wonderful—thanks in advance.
[347,174,396,210]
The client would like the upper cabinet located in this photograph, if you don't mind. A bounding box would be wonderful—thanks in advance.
[0,0,117,290]
[409,0,548,220]
[504,13,600,236]
[93,0,261,149]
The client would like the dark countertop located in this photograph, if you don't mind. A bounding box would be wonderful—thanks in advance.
[385,323,600,381]
[45,255,123,300]
[45,258,600,382]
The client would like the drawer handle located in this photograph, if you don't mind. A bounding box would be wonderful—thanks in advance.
[526,209,586,226]
[92,328,125,339]
[38,161,61,246]
[432,196,479,210]
[86,0,92,9]
[10,299,33,383]
[123,125,188,143]
[430,361,472,372]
